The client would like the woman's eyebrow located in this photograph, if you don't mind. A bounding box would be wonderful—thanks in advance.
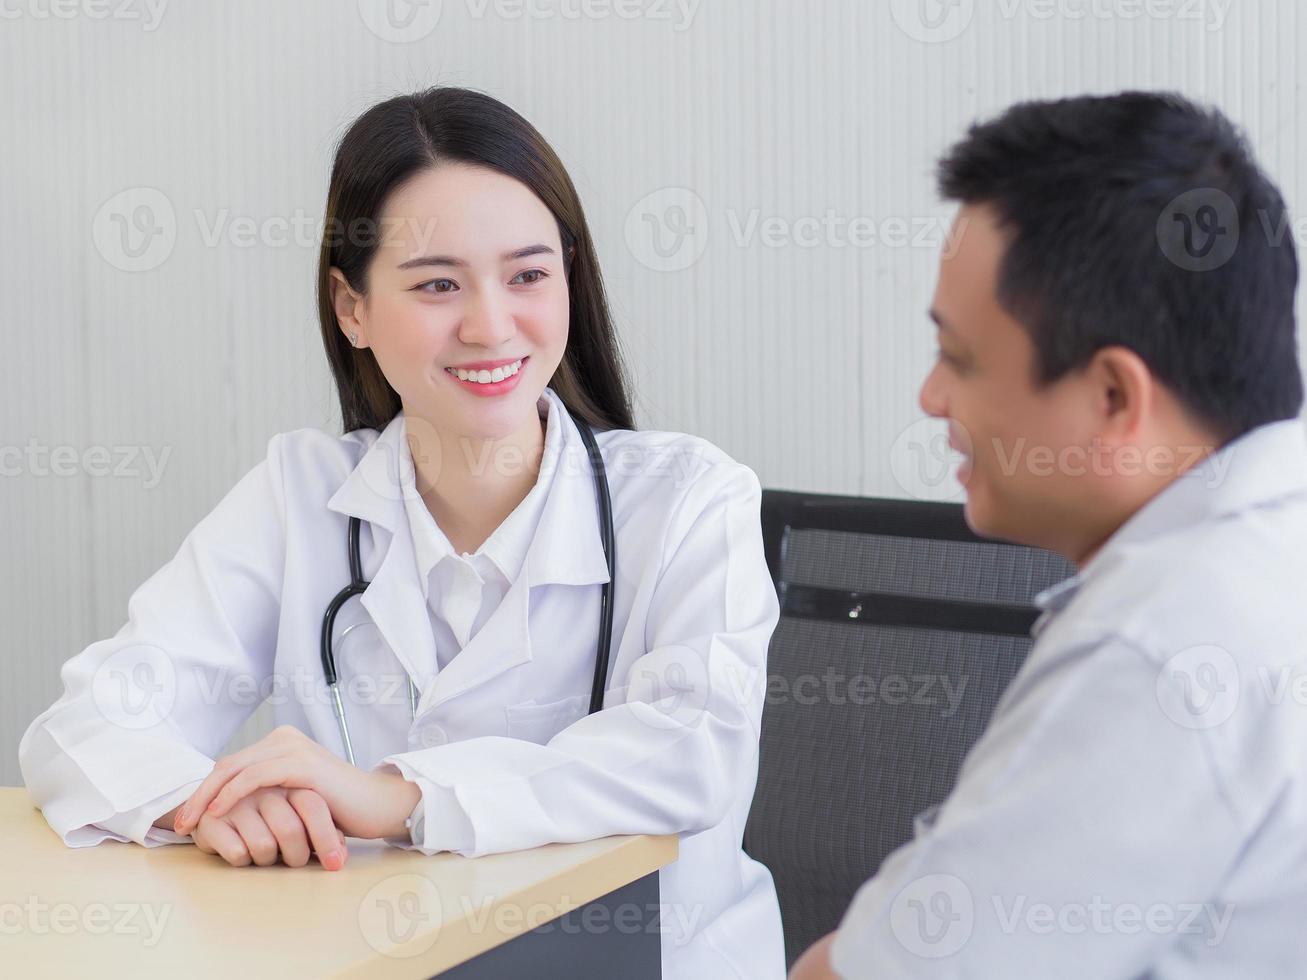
[397,243,556,270]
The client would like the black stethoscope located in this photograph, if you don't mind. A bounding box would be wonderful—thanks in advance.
[319,405,616,766]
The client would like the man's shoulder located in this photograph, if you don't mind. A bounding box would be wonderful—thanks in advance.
[1058,496,1307,667]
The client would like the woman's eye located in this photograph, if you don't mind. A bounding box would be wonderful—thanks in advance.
[511,269,549,286]
[420,278,458,294]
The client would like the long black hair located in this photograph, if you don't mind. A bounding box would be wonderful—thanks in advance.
[316,86,635,433]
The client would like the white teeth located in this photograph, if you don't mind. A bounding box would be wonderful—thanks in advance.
[450,359,522,384]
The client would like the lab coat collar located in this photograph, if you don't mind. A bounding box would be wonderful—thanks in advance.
[323,386,612,713]
[524,386,614,588]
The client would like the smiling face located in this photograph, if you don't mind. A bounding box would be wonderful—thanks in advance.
[330,162,571,442]
[918,204,1115,556]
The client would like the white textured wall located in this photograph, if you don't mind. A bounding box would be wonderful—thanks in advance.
[4,0,1305,785]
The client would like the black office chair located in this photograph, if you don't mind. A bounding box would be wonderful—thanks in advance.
[742,491,1075,967]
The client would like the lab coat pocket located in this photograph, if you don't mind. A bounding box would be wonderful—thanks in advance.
[503,694,588,745]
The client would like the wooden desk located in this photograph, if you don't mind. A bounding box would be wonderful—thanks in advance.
[0,788,677,978]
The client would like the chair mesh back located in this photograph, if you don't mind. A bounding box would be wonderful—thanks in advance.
[743,493,1075,967]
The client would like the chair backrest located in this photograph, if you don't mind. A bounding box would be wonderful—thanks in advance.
[743,490,1075,967]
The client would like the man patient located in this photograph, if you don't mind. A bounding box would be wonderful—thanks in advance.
[792,91,1307,978]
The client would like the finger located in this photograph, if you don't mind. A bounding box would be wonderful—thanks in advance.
[196,814,252,868]
[175,744,285,834]
[228,806,282,868]
[207,759,313,820]
[257,794,311,869]
[286,789,348,871]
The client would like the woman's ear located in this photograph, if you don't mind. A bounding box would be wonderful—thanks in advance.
[328,267,370,349]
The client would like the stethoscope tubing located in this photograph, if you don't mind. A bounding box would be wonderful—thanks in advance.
[320,407,615,766]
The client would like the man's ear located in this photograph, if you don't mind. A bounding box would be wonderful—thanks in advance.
[1086,345,1153,442]
[328,267,369,349]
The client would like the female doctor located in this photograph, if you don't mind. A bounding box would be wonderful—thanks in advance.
[18,87,785,978]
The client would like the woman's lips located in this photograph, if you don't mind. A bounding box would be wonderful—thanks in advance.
[444,356,529,398]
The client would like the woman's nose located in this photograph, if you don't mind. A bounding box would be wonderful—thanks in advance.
[459,291,516,348]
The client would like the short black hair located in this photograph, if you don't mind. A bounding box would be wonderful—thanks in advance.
[937,91,1302,442]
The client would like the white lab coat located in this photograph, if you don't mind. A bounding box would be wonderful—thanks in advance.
[18,386,786,979]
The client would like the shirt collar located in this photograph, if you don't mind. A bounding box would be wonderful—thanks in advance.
[326,385,611,590]
[1031,418,1307,627]
[402,389,557,596]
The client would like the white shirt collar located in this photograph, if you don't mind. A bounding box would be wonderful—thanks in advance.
[326,385,611,590]
[401,389,558,600]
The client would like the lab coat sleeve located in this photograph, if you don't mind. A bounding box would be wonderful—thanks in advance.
[827,631,1246,979]
[369,774,475,854]
[375,459,779,857]
[17,434,289,847]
